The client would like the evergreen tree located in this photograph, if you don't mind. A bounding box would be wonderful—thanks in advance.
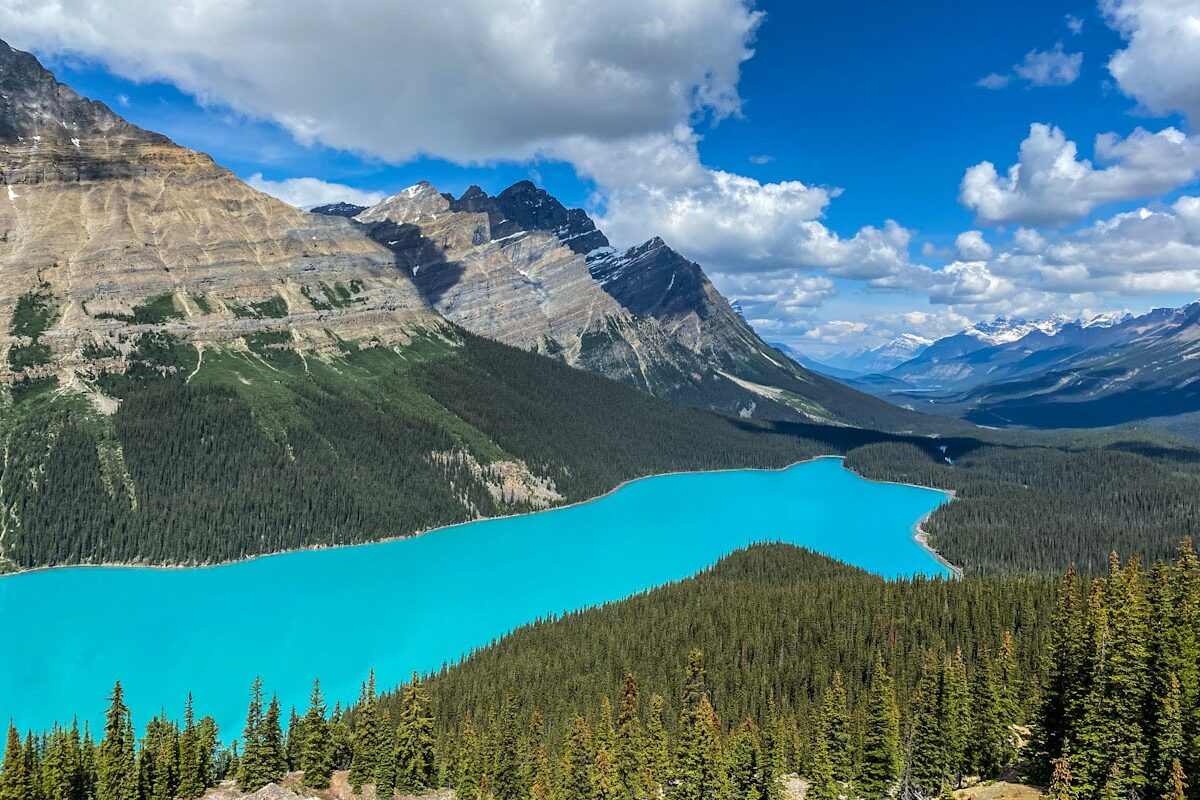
[454,713,482,800]
[285,707,305,771]
[909,652,948,794]
[806,724,837,800]
[673,695,725,800]
[177,694,205,799]
[301,680,334,789]
[761,699,789,800]
[561,715,594,800]
[394,674,436,792]
[97,682,137,800]
[727,719,767,800]
[237,677,268,792]
[0,723,28,800]
[492,692,523,800]
[1035,567,1088,777]
[615,674,644,799]
[593,747,627,800]
[942,649,972,784]
[822,672,852,784]
[261,696,287,784]
[645,694,671,793]
[858,659,901,800]
[349,671,381,793]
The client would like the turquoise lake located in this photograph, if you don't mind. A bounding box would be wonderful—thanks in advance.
[0,456,950,738]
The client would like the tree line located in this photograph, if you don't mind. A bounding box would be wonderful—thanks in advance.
[5,542,1196,799]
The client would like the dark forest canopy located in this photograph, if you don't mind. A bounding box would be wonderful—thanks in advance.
[1,329,1198,577]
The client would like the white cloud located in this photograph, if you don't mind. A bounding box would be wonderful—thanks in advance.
[802,320,869,345]
[955,230,993,261]
[748,154,774,165]
[1104,0,1200,126]
[245,173,385,210]
[1013,44,1083,86]
[977,73,1011,90]
[3,0,762,165]
[960,123,1200,226]
[977,44,1082,89]
[1066,14,1085,35]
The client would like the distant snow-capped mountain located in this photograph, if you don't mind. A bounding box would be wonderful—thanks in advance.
[820,333,934,375]
[847,303,1200,428]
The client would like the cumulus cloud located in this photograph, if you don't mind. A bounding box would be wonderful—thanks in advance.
[3,0,762,164]
[245,173,385,209]
[978,44,1082,89]
[955,230,993,261]
[1104,0,1200,126]
[960,123,1200,226]
[1013,44,1083,86]
[802,320,869,345]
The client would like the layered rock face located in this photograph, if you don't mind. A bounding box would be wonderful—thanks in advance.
[0,40,437,378]
[352,182,702,394]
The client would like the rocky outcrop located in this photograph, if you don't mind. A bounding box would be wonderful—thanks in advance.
[447,180,609,255]
[353,183,705,395]
[0,40,438,379]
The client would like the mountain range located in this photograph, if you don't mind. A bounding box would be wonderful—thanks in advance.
[846,306,1200,428]
[0,39,936,571]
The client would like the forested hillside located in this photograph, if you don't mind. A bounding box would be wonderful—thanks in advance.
[4,543,1196,800]
[4,325,1200,575]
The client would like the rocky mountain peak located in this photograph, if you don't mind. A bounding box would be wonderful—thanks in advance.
[356,181,450,225]
[0,39,161,146]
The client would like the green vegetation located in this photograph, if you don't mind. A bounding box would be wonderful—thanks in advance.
[93,293,185,325]
[846,438,1200,574]
[250,297,288,318]
[190,294,212,315]
[7,287,58,370]
[9,287,57,340]
[3,325,1199,575]
[5,544,1196,799]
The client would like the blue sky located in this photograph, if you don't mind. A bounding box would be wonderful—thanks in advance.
[12,0,1200,356]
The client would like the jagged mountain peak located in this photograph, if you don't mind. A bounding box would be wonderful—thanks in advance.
[446,180,610,255]
[0,38,161,146]
[356,180,450,225]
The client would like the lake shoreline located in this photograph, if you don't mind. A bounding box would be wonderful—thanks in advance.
[1,454,961,580]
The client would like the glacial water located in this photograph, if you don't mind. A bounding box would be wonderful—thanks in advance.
[0,457,950,738]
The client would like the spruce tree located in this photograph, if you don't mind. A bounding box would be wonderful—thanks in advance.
[177,695,205,799]
[819,672,852,784]
[0,723,28,800]
[349,671,381,793]
[909,652,948,794]
[97,682,137,800]
[645,694,671,793]
[394,674,436,792]
[454,713,481,800]
[301,680,334,789]
[615,674,644,799]
[237,677,268,792]
[806,724,837,800]
[561,715,593,800]
[261,696,287,784]
[492,692,522,800]
[858,659,901,800]
[593,747,627,800]
[727,719,767,800]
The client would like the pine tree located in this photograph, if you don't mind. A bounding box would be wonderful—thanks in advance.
[971,648,1015,779]
[492,692,523,800]
[761,699,789,800]
[806,724,837,800]
[909,652,948,794]
[561,715,594,800]
[615,674,644,799]
[1046,757,1075,800]
[645,694,671,793]
[177,694,205,798]
[942,649,972,784]
[593,747,627,800]
[454,713,481,800]
[394,674,436,792]
[285,707,305,771]
[0,723,28,800]
[349,671,381,793]
[1035,567,1088,777]
[1165,759,1187,800]
[858,659,901,800]
[301,680,334,789]
[97,682,137,800]
[673,695,725,800]
[261,696,287,784]
[727,719,767,800]
[237,677,269,792]
[821,672,852,784]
